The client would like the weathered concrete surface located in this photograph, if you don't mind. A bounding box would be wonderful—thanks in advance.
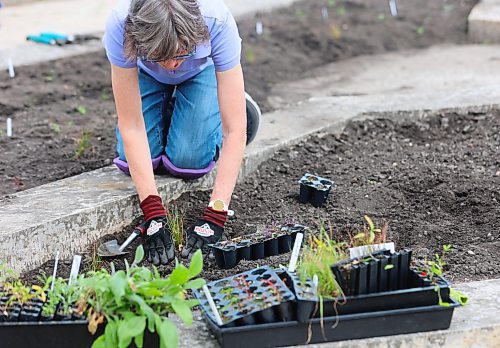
[0,0,298,67]
[469,0,500,43]
[269,44,500,110]
[174,279,500,348]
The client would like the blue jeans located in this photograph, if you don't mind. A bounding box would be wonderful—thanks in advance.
[116,65,222,169]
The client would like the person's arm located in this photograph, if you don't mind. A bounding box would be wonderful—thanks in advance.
[210,63,247,206]
[111,64,158,201]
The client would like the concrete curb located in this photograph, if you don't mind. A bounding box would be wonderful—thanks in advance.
[468,0,500,44]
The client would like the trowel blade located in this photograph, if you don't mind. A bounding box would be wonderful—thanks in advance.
[97,239,129,258]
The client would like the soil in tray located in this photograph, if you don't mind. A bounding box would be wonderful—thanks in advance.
[22,109,500,285]
[0,0,478,196]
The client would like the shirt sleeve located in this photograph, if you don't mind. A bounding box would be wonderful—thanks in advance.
[209,13,242,72]
[102,10,137,69]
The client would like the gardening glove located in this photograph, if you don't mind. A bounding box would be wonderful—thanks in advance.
[181,206,227,259]
[139,195,175,265]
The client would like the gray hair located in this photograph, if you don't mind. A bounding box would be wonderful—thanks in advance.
[124,0,209,61]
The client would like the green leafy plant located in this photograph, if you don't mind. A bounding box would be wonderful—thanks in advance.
[100,89,110,101]
[74,130,92,159]
[77,246,205,348]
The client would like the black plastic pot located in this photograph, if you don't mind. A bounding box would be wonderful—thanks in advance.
[204,299,459,348]
[281,268,450,323]
[210,224,307,269]
[331,249,412,296]
[193,266,296,327]
[298,173,333,208]
[0,320,161,348]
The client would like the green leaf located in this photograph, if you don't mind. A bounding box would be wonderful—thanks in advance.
[188,250,203,278]
[134,331,144,348]
[183,278,205,290]
[450,288,468,306]
[156,317,179,348]
[109,271,127,305]
[384,264,394,270]
[117,316,146,348]
[172,301,193,325]
[91,335,106,348]
[134,245,145,265]
[104,321,117,348]
[169,264,190,285]
[364,215,375,232]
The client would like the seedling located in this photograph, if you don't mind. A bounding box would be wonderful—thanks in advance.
[416,244,468,307]
[99,89,110,101]
[76,106,87,115]
[49,122,61,133]
[166,203,185,250]
[74,130,91,159]
[336,6,346,16]
[245,47,255,64]
[297,223,347,299]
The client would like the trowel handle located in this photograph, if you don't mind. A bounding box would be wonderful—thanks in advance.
[118,230,141,252]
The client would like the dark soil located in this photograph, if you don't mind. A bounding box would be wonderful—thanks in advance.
[23,109,500,285]
[0,0,478,195]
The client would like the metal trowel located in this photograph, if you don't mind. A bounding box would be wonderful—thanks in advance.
[97,228,141,258]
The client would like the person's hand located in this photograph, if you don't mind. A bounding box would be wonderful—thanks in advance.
[139,195,175,265]
[181,206,227,259]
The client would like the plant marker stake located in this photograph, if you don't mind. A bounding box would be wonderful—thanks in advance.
[321,7,329,20]
[202,285,223,326]
[68,255,82,286]
[256,21,263,36]
[389,0,398,16]
[50,251,60,291]
[6,118,12,137]
[287,232,304,273]
[7,58,15,78]
[312,274,319,295]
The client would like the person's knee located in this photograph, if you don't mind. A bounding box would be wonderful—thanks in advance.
[166,140,215,169]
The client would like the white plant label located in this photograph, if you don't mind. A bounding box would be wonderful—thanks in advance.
[321,7,329,20]
[389,0,398,16]
[68,255,82,285]
[312,274,319,295]
[6,118,12,137]
[256,21,263,35]
[51,251,60,291]
[7,58,15,78]
[288,232,304,273]
[202,285,223,326]
[349,242,395,259]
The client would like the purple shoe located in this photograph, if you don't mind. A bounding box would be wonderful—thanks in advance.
[113,156,162,176]
[161,155,215,180]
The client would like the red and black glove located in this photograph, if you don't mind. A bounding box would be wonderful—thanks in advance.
[138,195,175,265]
[181,207,227,259]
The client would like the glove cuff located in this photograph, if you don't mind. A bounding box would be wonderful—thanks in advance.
[202,207,227,228]
[140,195,166,222]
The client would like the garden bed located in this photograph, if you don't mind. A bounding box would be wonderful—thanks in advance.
[22,109,500,285]
[0,0,478,195]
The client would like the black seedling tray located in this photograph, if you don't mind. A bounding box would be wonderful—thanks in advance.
[330,249,412,296]
[298,173,333,208]
[204,299,459,348]
[210,224,307,269]
[281,268,450,322]
[193,266,296,327]
[0,320,160,348]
